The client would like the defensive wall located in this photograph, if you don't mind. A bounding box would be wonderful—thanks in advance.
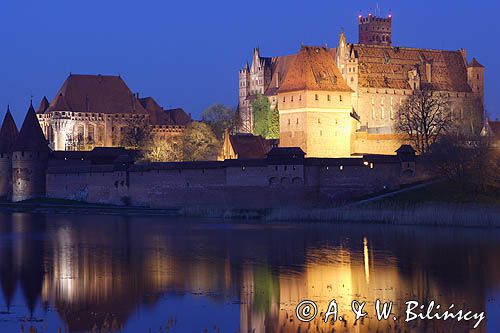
[45,147,420,209]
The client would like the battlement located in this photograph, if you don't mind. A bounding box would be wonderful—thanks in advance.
[358,14,392,24]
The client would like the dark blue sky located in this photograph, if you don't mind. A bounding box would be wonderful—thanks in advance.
[0,0,498,124]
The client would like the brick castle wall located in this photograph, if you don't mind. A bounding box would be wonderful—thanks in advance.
[45,156,415,209]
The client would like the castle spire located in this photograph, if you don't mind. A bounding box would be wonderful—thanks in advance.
[37,96,50,114]
[0,106,19,154]
[13,103,50,152]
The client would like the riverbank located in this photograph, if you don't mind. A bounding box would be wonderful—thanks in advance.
[267,181,499,227]
[0,181,498,226]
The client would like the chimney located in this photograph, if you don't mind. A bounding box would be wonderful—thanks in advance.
[426,63,432,83]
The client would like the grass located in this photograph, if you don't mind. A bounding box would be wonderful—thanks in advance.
[378,180,500,205]
[268,181,500,227]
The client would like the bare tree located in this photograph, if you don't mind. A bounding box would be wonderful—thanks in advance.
[120,118,152,150]
[395,88,452,154]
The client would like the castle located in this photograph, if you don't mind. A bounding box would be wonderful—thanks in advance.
[36,74,191,151]
[238,14,484,157]
[0,103,420,205]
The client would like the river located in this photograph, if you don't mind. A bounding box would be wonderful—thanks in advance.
[0,212,498,332]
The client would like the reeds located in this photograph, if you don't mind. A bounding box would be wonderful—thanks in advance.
[268,201,500,227]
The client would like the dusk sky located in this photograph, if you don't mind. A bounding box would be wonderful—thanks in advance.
[0,0,499,124]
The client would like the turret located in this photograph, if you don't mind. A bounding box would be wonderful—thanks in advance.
[467,58,485,103]
[358,13,392,46]
[11,102,50,202]
[0,106,19,200]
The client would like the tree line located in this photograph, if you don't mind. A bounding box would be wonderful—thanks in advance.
[121,95,280,162]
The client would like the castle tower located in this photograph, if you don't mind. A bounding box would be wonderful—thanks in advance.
[12,102,50,202]
[358,14,392,46]
[467,58,485,103]
[238,62,252,132]
[277,46,357,158]
[0,106,19,200]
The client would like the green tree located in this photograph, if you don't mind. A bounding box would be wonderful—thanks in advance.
[252,94,271,138]
[201,103,238,140]
[182,121,219,161]
[143,136,183,162]
[267,105,280,139]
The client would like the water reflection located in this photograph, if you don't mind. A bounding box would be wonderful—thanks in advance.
[0,213,498,332]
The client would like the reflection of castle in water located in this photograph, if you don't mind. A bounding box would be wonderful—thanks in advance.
[0,213,498,332]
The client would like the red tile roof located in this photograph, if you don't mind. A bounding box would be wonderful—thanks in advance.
[351,44,472,92]
[265,54,297,96]
[0,107,19,153]
[45,74,148,114]
[229,134,269,159]
[278,46,352,93]
[265,49,338,96]
[13,104,50,152]
[140,96,191,126]
[36,96,50,114]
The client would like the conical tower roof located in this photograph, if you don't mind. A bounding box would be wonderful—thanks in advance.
[0,106,19,154]
[13,103,50,152]
[37,96,50,114]
[468,58,484,68]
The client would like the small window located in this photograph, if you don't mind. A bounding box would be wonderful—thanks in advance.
[283,97,286,102]
[339,95,343,102]
[288,119,290,125]
[296,118,299,124]
[327,95,331,101]
[315,94,319,101]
